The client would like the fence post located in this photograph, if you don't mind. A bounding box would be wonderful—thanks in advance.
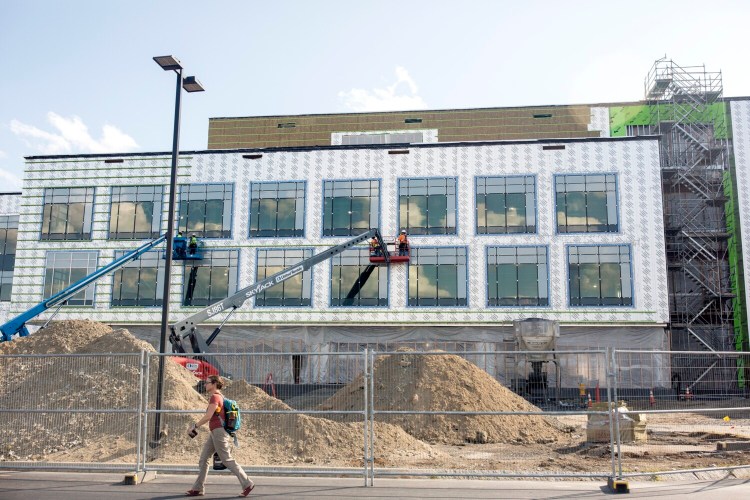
[135,350,147,473]
[363,347,370,487]
[369,349,375,486]
[140,352,152,471]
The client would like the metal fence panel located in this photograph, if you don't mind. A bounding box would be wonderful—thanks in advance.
[141,352,369,482]
[612,349,750,479]
[367,350,614,479]
[0,352,144,471]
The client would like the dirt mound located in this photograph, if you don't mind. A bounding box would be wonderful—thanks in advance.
[1,320,440,466]
[0,320,114,354]
[319,350,567,445]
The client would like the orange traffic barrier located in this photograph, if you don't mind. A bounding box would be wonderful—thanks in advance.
[587,392,593,409]
[649,389,656,406]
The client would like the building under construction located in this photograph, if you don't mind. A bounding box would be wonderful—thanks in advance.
[0,57,748,393]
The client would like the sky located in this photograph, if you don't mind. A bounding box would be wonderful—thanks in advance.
[1,0,749,192]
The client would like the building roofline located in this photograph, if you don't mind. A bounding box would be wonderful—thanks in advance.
[24,135,659,162]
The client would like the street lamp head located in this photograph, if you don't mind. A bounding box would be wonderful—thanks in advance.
[182,76,205,93]
[153,55,183,71]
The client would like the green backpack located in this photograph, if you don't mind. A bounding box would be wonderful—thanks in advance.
[220,397,241,434]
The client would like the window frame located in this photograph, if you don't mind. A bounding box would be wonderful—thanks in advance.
[0,215,18,301]
[330,247,389,307]
[406,246,468,307]
[475,175,537,235]
[182,249,240,307]
[249,180,306,238]
[111,249,165,307]
[254,247,314,308]
[321,178,380,238]
[398,177,458,236]
[554,173,620,234]
[178,183,234,239]
[108,185,164,240]
[486,245,550,307]
[567,244,634,307]
[40,187,95,241]
[42,250,98,306]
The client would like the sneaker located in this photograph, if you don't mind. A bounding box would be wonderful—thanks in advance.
[185,490,204,497]
[240,481,255,497]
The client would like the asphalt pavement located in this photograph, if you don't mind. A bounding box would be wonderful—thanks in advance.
[1,470,750,499]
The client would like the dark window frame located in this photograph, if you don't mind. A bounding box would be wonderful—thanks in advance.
[476,175,537,234]
[178,183,233,239]
[111,249,165,307]
[182,249,239,307]
[0,215,18,301]
[254,247,313,307]
[407,246,468,307]
[486,246,549,307]
[322,179,380,237]
[555,173,619,233]
[108,185,164,240]
[568,244,634,307]
[40,187,95,241]
[43,251,98,306]
[249,181,306,238]
[330,248,388,307]
[399,177,457,235]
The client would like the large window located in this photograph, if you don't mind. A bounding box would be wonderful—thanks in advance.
[556,174,618,233]
[178,184,233,238]
[487,246,548,306]
[568,245,633,306]
[109,185,163,239]
[408,247,467,306]
[476,176,536,234]
[249,181,305,237]
[43,251,97,306]
[0,215,18,301]
[40,187,94,241]
[399,178,457,235]
[111,250,164,307]
[323,180,379,237]
[182,250,239,307]
[255,248,312,307]
[330,248,388,307]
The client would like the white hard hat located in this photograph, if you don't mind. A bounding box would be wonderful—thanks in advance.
[401,230,406,233]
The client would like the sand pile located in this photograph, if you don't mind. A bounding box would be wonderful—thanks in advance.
[319,349,567,445]
[0,321,441,466]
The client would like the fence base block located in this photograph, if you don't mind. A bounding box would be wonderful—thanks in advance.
[607,477,630,494]
[123,470,157,485]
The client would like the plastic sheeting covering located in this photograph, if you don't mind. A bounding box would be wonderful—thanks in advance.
[128,324,669,388]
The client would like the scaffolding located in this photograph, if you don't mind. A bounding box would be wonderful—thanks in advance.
[644,57,737,390]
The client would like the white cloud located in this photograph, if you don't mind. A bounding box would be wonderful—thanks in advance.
[10,112,138,155]
[0,150,6,159]
[0,168,22,191]
[339,67,428,112]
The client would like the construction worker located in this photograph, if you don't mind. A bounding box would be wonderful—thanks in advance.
[370,236,381,257]
[188,234,199,255]
[175,231,187,258]
[397,229,409,256]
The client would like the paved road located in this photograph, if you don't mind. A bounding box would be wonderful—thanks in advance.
[1,471,750,499]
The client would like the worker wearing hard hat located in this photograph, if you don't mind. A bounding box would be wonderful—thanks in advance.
[397,230,409,256]
[188,234,199,255]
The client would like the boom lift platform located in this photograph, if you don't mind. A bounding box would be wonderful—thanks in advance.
[0,234,168,342]
[169,229,392,362]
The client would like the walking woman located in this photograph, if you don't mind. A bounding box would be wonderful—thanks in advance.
[186,375,254,497]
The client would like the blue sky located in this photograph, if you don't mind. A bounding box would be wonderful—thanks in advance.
[1,0,748,192]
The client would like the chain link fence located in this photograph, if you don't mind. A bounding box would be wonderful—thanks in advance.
[1,348,748,483]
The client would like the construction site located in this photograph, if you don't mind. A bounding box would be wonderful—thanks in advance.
[0,58,749,484]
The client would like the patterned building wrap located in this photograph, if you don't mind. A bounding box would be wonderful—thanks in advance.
[5,138,668,333]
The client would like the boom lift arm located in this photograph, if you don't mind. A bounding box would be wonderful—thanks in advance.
[0,234,167,342]
[169,229,389,354]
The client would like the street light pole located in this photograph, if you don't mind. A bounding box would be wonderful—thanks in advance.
[152,55,204,445]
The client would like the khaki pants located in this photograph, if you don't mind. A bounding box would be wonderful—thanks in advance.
[191,427,252,492]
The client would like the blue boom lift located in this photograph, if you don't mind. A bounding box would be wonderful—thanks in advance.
[0,234,172,342]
